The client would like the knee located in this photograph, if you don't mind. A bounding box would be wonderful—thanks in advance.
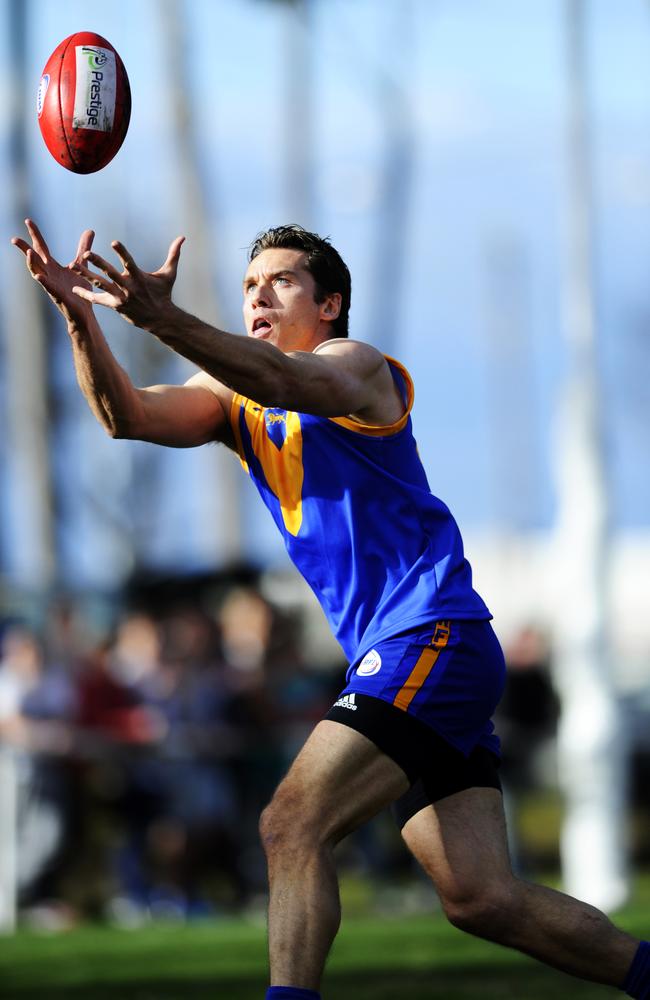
[259,789,318,861]
[258,795,289,856]
[440,880,519,940]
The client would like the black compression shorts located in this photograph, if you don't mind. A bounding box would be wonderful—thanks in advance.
[324,692,501,830]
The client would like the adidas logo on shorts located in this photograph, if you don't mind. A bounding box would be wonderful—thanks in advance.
[333,693,357,711]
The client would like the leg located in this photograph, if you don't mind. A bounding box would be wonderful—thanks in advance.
[259,720,410,990]
[402,786,638,987]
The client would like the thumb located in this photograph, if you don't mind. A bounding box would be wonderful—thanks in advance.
[75,228,95,263]
[160,236,185,281]
[26,249,45,282]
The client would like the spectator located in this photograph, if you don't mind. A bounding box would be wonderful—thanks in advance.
[102,608,246,922]
[496,624,559,872]
[0,623,77,925]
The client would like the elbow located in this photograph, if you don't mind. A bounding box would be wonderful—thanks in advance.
[102,413,134,440]
[96,397,137,439]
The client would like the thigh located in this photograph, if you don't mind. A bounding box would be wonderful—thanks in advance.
[392,741,502,831]
[267,720,410,844]
[324,690,502,831]
[401,787,512,899]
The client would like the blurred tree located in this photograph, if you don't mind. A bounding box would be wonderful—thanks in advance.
[483,232,542,530]
[139,0,243,565]
[2,0,56,589]
[368,1,416,356]
[256,0,315,225]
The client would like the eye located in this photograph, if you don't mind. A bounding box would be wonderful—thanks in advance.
[273,276,290,286]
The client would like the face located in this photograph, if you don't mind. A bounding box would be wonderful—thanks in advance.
[242,248,339,352]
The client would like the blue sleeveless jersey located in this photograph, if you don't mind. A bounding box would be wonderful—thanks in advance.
[229,356,491,666]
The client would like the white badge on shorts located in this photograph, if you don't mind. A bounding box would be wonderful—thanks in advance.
[357,649,382,676]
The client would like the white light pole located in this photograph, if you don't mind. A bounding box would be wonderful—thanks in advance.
[552,0,628,913]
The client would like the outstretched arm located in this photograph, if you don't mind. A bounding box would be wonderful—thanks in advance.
[73,237,402,423]
[11,221,233,447]
[73,236,296,406]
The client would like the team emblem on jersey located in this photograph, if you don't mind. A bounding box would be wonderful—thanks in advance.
[357,649,382,676]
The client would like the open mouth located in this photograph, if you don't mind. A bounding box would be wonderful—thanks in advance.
[252,318,273,336]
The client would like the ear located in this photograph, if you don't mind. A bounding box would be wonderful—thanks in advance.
[320,292,342,322]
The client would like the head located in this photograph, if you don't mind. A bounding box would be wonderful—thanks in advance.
[0,624,44,684]
[243,224,351,351]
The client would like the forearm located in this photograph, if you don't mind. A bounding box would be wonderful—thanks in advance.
[67,313,144,437]
[146,301,288,404]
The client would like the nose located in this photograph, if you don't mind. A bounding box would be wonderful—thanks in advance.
[250,281,271,308]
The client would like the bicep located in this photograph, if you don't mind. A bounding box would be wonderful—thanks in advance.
[280,341,386,416]
[132,376,234,448]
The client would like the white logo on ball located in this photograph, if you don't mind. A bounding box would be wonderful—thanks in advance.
[357,649,382,676]
[73,46,117,132]
[37,75,50,117]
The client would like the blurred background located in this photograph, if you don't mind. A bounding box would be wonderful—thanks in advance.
[0,0,649,936]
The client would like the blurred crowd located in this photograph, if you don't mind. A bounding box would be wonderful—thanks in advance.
[0,575,339,928]
[1,579,648,930]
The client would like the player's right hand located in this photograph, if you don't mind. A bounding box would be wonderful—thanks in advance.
[11,219,96,328]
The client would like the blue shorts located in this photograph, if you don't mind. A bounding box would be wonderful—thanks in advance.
[340,619,506,758]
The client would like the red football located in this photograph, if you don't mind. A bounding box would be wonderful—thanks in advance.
[37,32,131,174]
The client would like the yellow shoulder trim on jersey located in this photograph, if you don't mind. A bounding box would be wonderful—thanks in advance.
[230,392,249,473]
[328,355,414,437]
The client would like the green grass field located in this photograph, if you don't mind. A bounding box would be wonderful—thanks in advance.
[0,886,647,1000]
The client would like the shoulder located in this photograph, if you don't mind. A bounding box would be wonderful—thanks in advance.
[312,341,409,428]
[310,338,391,391]
[184,369,234,404]
[312,338,387,373]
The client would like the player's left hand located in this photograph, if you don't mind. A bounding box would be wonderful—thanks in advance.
[72,236,185,329]
[11,219,96,327]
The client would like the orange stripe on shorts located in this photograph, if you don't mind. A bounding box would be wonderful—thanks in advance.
[392,621,451,713]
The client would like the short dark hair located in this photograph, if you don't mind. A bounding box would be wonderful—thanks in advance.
[248,224,351,338]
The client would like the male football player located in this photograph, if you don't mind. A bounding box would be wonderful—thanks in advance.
[12,220,650,1000]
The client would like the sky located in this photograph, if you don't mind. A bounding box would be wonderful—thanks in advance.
[1,0,650,589]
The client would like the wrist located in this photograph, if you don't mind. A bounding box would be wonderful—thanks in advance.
[144,298,184,340]
[66,312,94,338]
